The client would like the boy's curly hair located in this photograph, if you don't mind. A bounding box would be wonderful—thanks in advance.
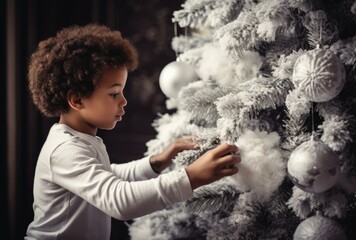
[28,24,139,117]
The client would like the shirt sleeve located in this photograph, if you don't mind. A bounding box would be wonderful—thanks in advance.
[110,156,158,181]
[50,140,193,220]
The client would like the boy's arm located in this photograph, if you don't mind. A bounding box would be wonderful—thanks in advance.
[111,136,198,180]
[110,156,158,181]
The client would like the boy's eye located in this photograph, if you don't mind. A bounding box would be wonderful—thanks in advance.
[109,93,119,99]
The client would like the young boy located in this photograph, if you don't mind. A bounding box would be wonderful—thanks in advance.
[25,24,240,239]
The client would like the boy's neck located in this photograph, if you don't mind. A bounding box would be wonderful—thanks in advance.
[59,113,97,136]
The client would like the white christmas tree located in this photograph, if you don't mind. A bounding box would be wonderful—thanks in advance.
[129,0,356,239]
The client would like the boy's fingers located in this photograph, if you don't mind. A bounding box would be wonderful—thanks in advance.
[219,166,239,177]
[217,154,241,167]
[213,143,238,157]
[179,136,200,149]
[178,136,195,144]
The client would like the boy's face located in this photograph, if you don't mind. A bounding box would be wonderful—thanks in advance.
[80,67,128,130]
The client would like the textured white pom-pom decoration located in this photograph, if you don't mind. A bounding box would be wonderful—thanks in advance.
[293,213,346,240]
[230,130,285,203]
[292,48,346,102]
[287,136,340,193]
[159,61,198,98]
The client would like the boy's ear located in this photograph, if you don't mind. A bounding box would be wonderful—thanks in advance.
[67,91,84,110]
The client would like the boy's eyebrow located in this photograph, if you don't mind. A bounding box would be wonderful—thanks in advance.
[109,83,122,88]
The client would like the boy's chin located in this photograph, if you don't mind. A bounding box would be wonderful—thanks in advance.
[100,123,118,130]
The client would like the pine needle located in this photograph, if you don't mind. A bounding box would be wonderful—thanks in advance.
[185,182,240,213]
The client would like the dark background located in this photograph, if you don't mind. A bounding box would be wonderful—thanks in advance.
[1,0,183,239]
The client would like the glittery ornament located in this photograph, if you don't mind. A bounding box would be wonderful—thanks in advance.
[159,61,198,98]
[292,48,346,102]
[287,135,340,193]
[293,213,346,240]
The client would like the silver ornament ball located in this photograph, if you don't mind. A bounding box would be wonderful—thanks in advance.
[294,214,346,240]
[287,136,340,193]
[159,61,198,98]
[292,48,346,102]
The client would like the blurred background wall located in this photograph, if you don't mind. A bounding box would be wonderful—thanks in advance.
[1,0,183,239]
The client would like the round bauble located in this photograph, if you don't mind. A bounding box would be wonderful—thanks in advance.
[294,214,346,240]
[159,61,198,98]
[287,136,340,193]
[292,48,346,102]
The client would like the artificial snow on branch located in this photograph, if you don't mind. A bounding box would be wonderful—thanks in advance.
[178,80,232,127]
[255,0,295,42]
[330,35,356,65]
[129,203,209,240]
[286,0,312,12]
[171,35,212,55]
[195,43,238,87]
[172,0,244,29]
[302,10,339,48]
[287,186,349,219]
[205,195,259,239]
[272,50,307,80]
[145,112,202,156]
[285,89,311,118]
[214,10,260,59]
[216,77,293,121]
[317,101,353,152]
[174,147,208,167]
[282,112,310,151]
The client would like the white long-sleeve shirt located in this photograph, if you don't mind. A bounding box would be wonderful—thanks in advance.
[25,124,193,240]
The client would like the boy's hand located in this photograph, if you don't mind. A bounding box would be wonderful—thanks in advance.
[150,136,198,173]
[185,143,240,189]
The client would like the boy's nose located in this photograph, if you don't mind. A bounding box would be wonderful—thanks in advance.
[121,97,127,107]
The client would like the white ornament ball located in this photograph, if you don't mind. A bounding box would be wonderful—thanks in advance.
[292,48,346,102]
[287,136,340,193]
[293,214,346,240]
[159,61,198,98]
